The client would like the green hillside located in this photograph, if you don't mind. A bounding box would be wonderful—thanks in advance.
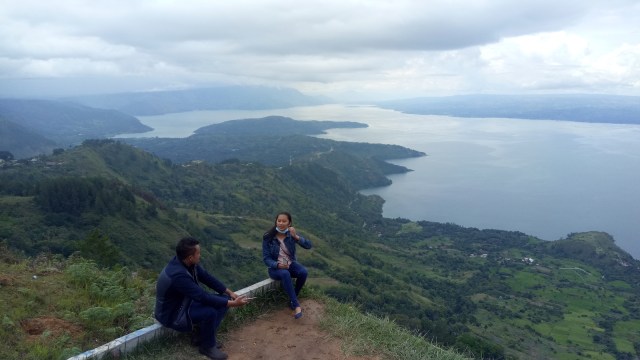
[0,117,58,159]
[1,133,639,359]
[0,99,152,158]
[122,115,424,189]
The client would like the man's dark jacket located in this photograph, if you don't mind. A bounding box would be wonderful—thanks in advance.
[154,256,228,331]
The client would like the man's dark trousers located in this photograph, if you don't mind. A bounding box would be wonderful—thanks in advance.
[189,297,228,348]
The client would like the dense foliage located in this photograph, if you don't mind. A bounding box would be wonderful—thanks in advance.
[121,116,424,178]
[0,248,156,360]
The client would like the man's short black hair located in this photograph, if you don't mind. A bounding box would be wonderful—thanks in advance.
[176,237,199,260]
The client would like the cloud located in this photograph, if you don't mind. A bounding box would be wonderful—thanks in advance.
[0,0,639,99]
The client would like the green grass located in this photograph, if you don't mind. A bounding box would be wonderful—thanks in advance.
[614,319,640,353]
[467,260,632,360]
[506,271,548,292]
[549,312,598,346]
[397,221,423,235]
[317,293,470,360]
[0,252,157,360]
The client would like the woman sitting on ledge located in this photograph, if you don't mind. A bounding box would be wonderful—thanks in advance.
[262,212,312,319]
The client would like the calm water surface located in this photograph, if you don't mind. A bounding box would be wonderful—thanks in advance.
[118,104,640,259]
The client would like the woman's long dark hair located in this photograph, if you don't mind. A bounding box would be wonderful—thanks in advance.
[264,211,293,240]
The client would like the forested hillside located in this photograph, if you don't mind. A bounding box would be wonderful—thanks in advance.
[122,116,424,188]
[1,132,639,359]
[0,117,58,159]
[0,99,151,158]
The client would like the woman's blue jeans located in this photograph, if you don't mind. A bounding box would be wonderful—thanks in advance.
[268,262,308,308]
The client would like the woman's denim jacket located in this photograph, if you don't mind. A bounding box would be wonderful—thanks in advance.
[262,231,312,270]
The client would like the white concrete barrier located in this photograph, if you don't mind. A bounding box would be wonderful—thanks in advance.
[68,278,279,360]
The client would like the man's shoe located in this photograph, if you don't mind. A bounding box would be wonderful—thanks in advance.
[191,327,201,346]
[191,335,200,347]
[192,337,222,349]
[199,346,228,360]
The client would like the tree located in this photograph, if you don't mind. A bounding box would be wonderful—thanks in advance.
[0,151,14,161]
[79,229,120,267]
[455,333,506,359]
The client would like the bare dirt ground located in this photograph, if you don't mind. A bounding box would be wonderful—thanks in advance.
[219,299,381,360]
[21,316,83,341]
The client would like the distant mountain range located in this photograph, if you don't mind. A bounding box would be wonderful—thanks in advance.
[66,85,331,116]
[377,94,640,124]
[0,85,330,158]
[3,89,639,160]
[0,99,151,158]
[0,117,58,159]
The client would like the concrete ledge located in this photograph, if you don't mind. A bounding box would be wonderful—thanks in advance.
[235,278,278,298]
[68,278,279,360]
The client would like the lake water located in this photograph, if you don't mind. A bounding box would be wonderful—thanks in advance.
[117,104,640,259]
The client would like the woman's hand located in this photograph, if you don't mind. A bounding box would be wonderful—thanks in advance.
[289,227,300,241]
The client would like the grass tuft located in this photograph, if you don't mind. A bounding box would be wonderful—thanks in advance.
[315,290,470,360]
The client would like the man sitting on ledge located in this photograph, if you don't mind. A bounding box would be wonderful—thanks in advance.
[155,237,250,360]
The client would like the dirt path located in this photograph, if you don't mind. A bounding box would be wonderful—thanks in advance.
[220,299,380,360]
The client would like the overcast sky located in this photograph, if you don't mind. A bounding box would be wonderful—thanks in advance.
[1,0,639,100]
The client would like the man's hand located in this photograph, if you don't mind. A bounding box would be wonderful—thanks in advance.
[229,295,250,307]
[225,288,239,300]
